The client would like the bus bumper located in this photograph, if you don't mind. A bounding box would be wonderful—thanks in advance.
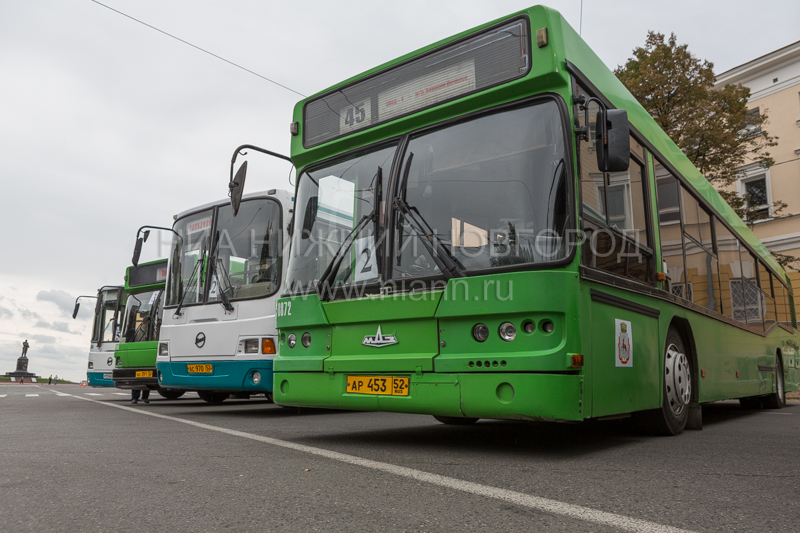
[273,372,585,422]
[87,371,115,388]
[112,368,159,390]
[156,360,274,392]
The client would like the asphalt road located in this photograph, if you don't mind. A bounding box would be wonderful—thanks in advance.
[1,383,798,532]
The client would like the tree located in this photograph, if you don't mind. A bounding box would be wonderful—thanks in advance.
[615,32,786,231]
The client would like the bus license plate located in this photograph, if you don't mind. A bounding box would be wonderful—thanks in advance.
[346,376,409,396]
[135,371,153,378]
[187,364,213,373]
[103,373,112,379]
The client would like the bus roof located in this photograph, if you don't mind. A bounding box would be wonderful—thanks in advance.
[290,4,790,285]
[172,189,292,222]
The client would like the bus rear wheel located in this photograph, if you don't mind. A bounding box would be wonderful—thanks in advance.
[433,415,479,425]
[198,391,229,404]
[762,356,786,409]
[636,327,691,436]
[157,388,185,400]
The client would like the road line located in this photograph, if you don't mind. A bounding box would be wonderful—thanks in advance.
[84,393,103,396]
[112,393,129,396]
[0,394,6,398]
[62,392,693,533]
[25,394,39,397]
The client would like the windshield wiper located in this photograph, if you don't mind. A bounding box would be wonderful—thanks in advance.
[316,213,373,297]
[393,198,465,279]
[173,257,203,318]
[316,166,384,298]
[208,230,235,313]
[392,153,463,279]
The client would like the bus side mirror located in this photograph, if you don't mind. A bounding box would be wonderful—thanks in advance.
[230,161,248,217]
[596,109,629,172]
[132,230,150,267]
[72,302,80,319]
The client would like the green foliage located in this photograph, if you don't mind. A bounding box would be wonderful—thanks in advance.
[615,32,782,223]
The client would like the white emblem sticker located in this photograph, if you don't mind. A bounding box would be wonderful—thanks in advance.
[362,325,398,348]
[615,319,632,367]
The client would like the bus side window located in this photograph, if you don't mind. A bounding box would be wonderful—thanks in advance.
[681,189,719,312]
[716,221,744,322]
[578,92,652,284]
[773,274,792,329]
[655,165,687,298]
[758,262,777,328]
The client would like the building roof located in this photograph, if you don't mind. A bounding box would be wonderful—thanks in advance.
[715,40,800,98]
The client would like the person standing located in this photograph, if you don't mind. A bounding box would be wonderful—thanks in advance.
[48,375,53,385]
[131,389,150,404]
[53,375,58,385]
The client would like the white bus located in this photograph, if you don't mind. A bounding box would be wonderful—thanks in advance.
[74,286,124,387]
[156,189,291,403]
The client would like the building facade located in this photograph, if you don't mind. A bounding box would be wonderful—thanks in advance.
[715,40,800,299]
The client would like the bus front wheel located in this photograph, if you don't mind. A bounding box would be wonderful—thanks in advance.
[636,327,691,436]
[432,415,479,425]
[157,388,185,400]
[198,391,229,404]
[762,356,786,409]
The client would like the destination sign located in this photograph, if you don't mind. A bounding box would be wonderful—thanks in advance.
[304,18,529,147]
[128,261,169,288]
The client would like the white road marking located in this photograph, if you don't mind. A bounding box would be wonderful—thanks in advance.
[25,394,39,397]
[84,393,103,396]
[55,393,71,396]
[112,393,129,396]
[0,394,6,398]
[63,392,693,533]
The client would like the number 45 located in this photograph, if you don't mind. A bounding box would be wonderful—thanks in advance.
[345,104,366,127]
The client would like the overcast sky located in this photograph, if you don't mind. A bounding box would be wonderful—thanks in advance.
[1,0,798,381]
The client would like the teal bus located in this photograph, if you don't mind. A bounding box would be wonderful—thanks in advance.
[74,286,124,387]
[270,5,799,434]
[155,189,291,403]
[112,259,184,399]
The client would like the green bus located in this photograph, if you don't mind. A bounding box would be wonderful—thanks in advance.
[271,5,799,434]
[112,259,184,399]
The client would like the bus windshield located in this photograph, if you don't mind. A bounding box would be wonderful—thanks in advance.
[286,143,398,293]
[166,208,213,307]
[122,290,161,343]
[286,99,569,294]
[92,288,122,344]
[208,199,283,302]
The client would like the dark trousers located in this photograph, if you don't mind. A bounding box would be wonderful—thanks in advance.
[131,389,150,401]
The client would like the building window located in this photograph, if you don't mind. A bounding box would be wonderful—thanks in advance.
[740,107,761,136]
[737,166,772,222]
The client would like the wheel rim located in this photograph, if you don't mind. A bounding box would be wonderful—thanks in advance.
[665,344,691,416]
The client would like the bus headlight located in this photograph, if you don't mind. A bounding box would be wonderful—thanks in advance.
[88,362,94,369]
[498,322,516,342]
[301,332,312,348]
[287,334,297,348]
[244,339,260,354]
[252,371,262,385]
[472,323,489,342]
[158,343,169,356]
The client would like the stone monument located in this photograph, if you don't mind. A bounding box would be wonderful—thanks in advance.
[4,340,41,382]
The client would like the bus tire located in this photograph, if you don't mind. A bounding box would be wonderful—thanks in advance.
[157,389,185,400]
[264,392,274,403]
[198,391,228,404]
[432,415,478,425]
[762,355,786,409]
[637,327,691,436]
